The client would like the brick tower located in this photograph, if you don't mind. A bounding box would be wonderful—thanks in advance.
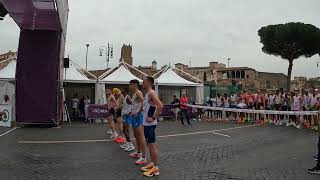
[120,44,133,65]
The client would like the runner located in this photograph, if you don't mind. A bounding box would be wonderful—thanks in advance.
[113,88,126,143]
[310,91,319,131]
[291,91,303,129]
[141,76,163,177]
[223,94,230,122]
[216,93,223,121]
[120,87,135,151]
[106,89,119,139]
[128,79,147,165]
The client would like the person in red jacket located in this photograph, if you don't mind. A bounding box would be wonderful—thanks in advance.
[180,93,191,126]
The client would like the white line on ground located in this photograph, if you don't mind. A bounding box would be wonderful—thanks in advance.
[19,139,111,144]
[0,127,18,137]
[211,132,231,138]
[17,124,260,144]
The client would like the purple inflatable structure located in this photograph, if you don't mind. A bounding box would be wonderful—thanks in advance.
[0,0,69,124]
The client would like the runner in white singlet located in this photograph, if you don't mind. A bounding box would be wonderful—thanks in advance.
[141,76,163,177]
[120,88,135,152]
[128,79,146,165]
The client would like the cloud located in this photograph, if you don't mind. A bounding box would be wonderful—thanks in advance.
[0,0,319,77]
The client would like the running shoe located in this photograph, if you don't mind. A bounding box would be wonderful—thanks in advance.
[125,143,135,152]
[129,152,142,158]
[120,142,128,149]
[135,157,147,165]
[109,133,117,140]
[143,167,160,177]
[307,166,320,174]
[313,155,318,161]
[141,163,154,172]
[114,136,125,143]
[106,129,113,135]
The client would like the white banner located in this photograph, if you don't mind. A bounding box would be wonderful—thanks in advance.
[187,104,319,116]
[0,105,13,127]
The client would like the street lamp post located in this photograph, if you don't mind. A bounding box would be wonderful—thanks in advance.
[85,44,89,70]
[99,43,113,69]
[227,58,231,68]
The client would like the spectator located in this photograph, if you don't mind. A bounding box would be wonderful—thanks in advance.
[180,92,191,126]
[84,96,91,121]
[206,97,213,120]
[72,94,79,121]
[2,95,10,105]
[79,97,85,121]
[171,95,180,121]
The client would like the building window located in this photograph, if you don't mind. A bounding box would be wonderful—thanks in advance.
[265,80,271,89]
[231,71,235,79]
[246,75,249,79]
[240,71,245,79]
[236,71,240,79]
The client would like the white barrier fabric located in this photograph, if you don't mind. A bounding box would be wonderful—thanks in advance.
[0,105,13,127]
[187,104,319,116]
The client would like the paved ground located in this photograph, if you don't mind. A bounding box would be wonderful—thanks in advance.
[0,121,319,180]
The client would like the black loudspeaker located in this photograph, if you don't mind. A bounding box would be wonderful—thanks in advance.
[64,58,69,68]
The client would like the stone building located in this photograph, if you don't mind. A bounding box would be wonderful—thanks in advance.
[174,62,287,91]
[257,72,287,90]
[120,44,133,66]
[291,76,320,90]
[136,60,159,77]
[175,62,226,83]
[217,67,258,90]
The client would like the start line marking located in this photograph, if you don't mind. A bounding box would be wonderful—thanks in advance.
[18,124,260,144]
[0,127,18,137]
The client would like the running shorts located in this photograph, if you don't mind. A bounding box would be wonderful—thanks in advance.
[108,108,115,117]
[144,125,157,144]
[122,114,132,125]
[131,112,143,128]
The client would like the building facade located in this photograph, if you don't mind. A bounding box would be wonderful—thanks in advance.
[291,76,320,90]
[175,62,287,91]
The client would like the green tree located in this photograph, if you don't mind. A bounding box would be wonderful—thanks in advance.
[258,22,320,91]
[0,3,8,21]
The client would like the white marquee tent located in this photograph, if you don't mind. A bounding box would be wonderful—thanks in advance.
[156,66,203,87]
[155,66,204,104]
[99,62,143,84]
[64,60,96,83]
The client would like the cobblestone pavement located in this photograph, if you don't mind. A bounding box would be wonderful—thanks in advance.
[0,121,319,180]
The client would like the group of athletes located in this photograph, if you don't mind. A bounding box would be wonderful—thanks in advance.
[202,89,320,130]
[105,76,163,177]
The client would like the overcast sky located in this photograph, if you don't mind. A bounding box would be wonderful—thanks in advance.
[1,0,319,77]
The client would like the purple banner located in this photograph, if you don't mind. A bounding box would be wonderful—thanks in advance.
[87,105,108,119]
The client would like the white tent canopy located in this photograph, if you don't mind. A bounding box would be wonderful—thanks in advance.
[155,66,204,104]
[0,59,16,80]
[64,61,95,83]
[100,64,142,84]
[156,66,203,87]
